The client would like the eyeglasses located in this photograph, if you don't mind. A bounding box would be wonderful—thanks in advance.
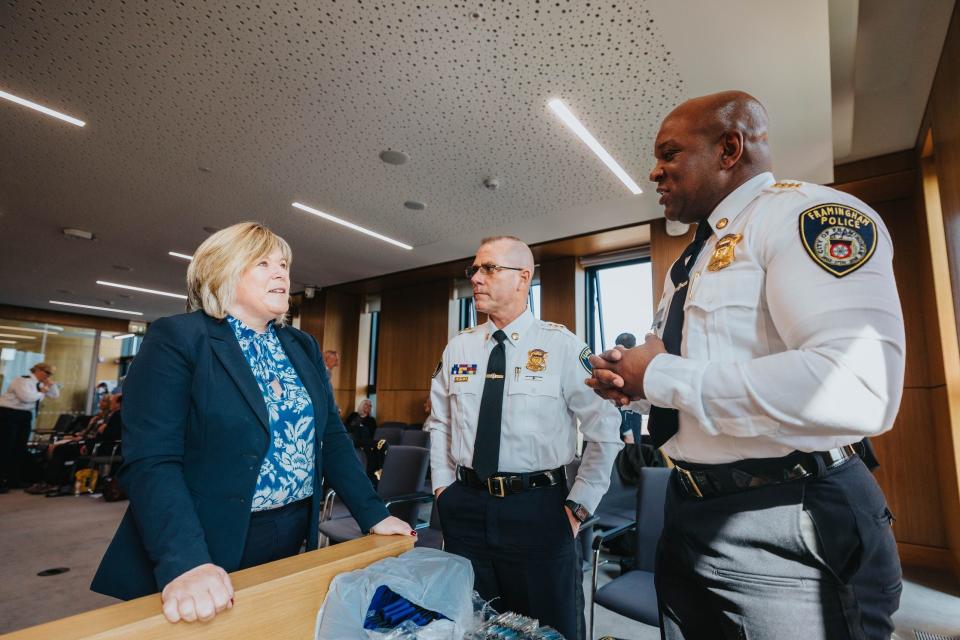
[465,263,526,278]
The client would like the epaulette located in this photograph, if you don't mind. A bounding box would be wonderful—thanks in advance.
[541,321,568,332]
[457,326,476,335]
[771,181,802,189]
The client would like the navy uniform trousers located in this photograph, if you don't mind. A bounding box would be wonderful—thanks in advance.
[438,480,581,639]
[656,456,901,640]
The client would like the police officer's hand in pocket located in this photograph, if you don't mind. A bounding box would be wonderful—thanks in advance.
[586,334,666,402]
[564,505,581,538]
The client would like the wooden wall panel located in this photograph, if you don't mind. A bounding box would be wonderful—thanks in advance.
[872,387,947,547]
[321,289,361,414]
[649,218,695,304]
[928,2,960,341]
[913,0,960,579]
[539,256,577,329]
[377,281,449,424]
[296,291,361,415]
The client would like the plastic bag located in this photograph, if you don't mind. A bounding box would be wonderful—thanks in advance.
[315,547,474,639]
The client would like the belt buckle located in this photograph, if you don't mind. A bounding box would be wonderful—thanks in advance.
[677,466,704,498]
[487,476,507,498]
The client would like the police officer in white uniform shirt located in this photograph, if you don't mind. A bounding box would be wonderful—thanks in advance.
[0,362,60,492]
[427,235,623,639]
[589,91,904,640]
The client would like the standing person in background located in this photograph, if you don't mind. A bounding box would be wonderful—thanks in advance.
[0,362,59,493]
[589,91,904,639]
[323,350,339,380]
[91,222,412,623]
[427,235,623,639]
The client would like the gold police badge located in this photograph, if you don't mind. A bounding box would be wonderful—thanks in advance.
[526,348,548,372]
[708,233,743,272]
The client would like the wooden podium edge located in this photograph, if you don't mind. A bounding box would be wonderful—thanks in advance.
[2,535,415,640]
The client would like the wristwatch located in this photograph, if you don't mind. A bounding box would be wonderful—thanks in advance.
[564,499,591,524]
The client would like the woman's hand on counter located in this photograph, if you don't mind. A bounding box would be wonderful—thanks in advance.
[370,515,416,537]
[161,563,235,623]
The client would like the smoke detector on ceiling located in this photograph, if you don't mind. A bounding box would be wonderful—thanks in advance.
[303,285,316,299]
[482,177,500,191]
[379,150,409,165]
[61,227,97,241]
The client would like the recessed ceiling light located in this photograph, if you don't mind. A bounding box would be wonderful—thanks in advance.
[404,200,426,210]
[547,98,642,195]
[379,150,409,165]
[117,294,131,299]
[62,227,97,241]
[292,202,413,250]
[56,289,73,295]
[49,300,143,316]
[113,333,136,340]
[96,280,188,300]
[198,166,212,173]
[203,226,220,234]
[168,251,194,261]
[112,265,133,272]
[0,89,86,127]
[0,333,36,340]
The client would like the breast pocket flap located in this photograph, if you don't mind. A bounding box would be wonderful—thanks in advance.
[686,270,764,313]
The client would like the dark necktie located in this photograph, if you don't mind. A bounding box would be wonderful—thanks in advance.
[473,329,508,479]
[648,221,713,448]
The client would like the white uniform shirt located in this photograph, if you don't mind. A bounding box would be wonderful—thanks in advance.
[0,373,60,412]
[641,172,906,464]
[426,308,623,512]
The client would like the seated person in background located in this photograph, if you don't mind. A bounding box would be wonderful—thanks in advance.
[345,398,381,482]
[344,398,377,446]
[26,396,114,494]
[94,394,123,445]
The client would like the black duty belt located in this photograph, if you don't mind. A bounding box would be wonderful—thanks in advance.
[457,465,565,498]
[672,445,858,499]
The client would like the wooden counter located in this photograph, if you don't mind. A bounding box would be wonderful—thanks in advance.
[2,535,415,640]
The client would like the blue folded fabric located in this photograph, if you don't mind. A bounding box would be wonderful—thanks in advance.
[363,585,450,631]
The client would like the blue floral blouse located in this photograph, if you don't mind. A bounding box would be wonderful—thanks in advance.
[228,316,316,511]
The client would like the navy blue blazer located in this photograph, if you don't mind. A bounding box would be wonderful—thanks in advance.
[91,311,389,600]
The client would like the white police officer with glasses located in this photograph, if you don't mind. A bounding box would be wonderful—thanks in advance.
[427,235,623,639]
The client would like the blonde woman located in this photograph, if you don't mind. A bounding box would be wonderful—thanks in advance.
[92,222,412,623]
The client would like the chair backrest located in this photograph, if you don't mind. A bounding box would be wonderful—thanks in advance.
[596,458,636,517]
[405,423,423,431]
[378,421,408,431]
[68,414,92,433]
[634,467,671,572]
[52,413,76,434]
[399,430,429,448]
[377,445,430,526]
[374,426,403,445]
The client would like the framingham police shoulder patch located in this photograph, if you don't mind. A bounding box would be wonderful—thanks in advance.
[579,347,592,374]
[799,202,878,278]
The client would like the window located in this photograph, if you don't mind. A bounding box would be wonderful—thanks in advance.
[585,258,654,354]
[458,297,477,330]
[529,283,541,319]
[367,310,380,392]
